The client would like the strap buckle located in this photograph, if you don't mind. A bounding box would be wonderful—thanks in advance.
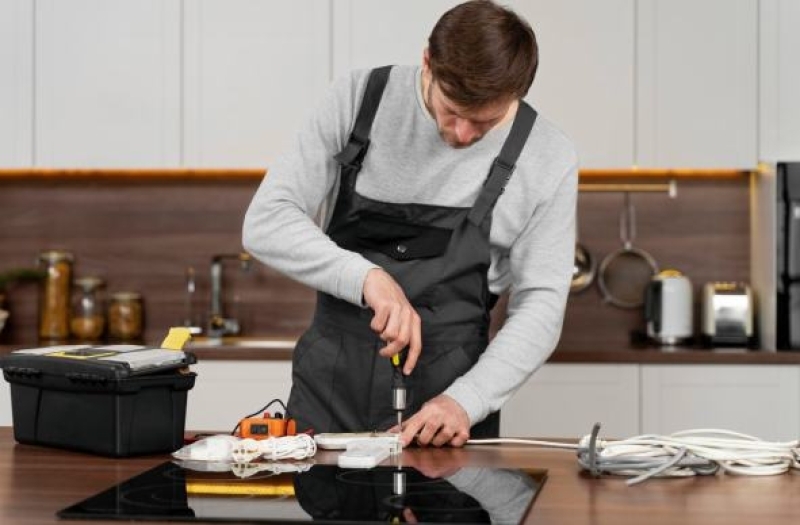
[334,135,371,170]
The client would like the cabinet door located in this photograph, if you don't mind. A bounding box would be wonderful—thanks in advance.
[187,361,293,432]
[759,0,800,161]
[501,364,640,439]
[331,0,461,76]
[183,1,331,167]
[636,0,758,167]
[513,0,635,168]
[641,364,800,441]
[35,0,181,167]
[0,0,33,166]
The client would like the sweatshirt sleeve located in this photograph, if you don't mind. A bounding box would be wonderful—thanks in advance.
[444,154,579,425]
[242,72,380,305]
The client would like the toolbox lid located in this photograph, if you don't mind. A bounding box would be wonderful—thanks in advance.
[0,344,196,380]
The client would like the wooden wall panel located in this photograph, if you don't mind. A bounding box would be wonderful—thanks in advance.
[0,178,315,345]
[0,177,749,350]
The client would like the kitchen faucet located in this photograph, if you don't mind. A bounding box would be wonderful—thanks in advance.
[208,252,252,339]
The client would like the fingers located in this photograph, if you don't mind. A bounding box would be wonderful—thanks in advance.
[399,396,471,448]
[404,317,422,375]
[364,270,422,367]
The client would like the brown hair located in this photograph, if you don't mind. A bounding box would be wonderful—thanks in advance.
[427,0,538,109]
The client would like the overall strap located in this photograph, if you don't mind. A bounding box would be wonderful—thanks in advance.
[333,65,393,193]
[467,101,538,226]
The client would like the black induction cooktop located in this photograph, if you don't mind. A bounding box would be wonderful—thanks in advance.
[58,459,546,524]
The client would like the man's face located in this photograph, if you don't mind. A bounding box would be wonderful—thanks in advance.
[425,79,514,149]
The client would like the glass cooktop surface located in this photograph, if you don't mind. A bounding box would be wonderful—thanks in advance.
[58,460,547,524]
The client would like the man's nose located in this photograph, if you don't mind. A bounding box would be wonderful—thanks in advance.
[454,118,479,144]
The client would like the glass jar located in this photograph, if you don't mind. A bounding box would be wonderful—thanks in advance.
[108,292,144,342]
[70,277,106,342]
[37,250,74,343]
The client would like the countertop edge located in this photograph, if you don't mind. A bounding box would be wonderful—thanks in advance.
[2,344,800,364]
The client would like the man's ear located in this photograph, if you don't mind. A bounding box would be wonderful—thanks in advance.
[422,48,430,74]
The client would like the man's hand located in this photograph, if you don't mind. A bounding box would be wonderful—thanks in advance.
[394,394,471,448]
[362,268,421,374]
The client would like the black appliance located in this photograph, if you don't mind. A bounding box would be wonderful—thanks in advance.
[777,162,800,349]
[58,461,547,524]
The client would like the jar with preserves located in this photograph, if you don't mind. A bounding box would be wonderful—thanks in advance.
[108,292,144,342]
[37,250,74,343]
[70,277,106,342]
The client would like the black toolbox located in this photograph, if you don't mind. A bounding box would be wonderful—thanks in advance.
[0,344,196,457]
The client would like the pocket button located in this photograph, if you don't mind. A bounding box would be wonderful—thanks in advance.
[396,244,407,254]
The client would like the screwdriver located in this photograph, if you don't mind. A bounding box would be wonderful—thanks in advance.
[391,352,407,435]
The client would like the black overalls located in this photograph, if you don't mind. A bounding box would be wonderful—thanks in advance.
[287,66,537,438]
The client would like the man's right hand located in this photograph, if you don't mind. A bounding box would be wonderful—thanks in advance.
[362,268,421,375]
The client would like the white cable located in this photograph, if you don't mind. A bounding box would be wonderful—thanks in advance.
[230,434,317,463]
[467,425,800,484]
[466,438,579,450]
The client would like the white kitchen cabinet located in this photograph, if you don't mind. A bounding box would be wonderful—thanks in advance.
[501,364,640,439]
[34,0,181,167]
[183,1,331,167]
[641,364,800,441]
[513,0,636,168]
[331,0,461,77]
[187,360,293,433]
[0,0,33,166]
[636,0,758,168]
[759,0,800,162]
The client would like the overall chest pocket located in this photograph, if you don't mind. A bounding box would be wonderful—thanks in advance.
[356,213,453,261]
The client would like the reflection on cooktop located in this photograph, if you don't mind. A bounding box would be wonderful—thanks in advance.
[58,460,547,524]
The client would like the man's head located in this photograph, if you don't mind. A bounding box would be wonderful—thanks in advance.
[423,0,538,148]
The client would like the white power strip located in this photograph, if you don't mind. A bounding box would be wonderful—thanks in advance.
[315,432,398,450]
[337,441,394,469]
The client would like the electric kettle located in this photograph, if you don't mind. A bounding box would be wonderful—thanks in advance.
[644,270,693,345]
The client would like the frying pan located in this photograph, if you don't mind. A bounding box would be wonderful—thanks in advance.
[597,192,658,308]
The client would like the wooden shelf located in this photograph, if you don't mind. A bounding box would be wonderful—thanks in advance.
[579,168,752,179]
[0,168,267,180]
[0,167,754,181]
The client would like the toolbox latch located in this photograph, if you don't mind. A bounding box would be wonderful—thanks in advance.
[66,372,110,385]
[4,366,43,379]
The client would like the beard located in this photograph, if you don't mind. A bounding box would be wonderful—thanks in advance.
[438,127,482,149]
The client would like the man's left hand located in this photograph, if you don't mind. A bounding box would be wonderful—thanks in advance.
[393,395,471,448]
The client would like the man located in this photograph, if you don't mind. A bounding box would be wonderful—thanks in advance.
[243,0,577,447]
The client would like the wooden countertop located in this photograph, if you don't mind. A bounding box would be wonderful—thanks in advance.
[1,427,798,525]
[3,341,800,364]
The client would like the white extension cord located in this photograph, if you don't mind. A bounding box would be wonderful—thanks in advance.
[467,424,800,485]
[230,434,318,463]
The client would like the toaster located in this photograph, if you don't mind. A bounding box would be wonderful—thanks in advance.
[701,282,755,347]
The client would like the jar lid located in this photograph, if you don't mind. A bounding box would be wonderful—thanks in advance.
[38,250,74,263]
[75,276,105,291]
[111,291,142,301]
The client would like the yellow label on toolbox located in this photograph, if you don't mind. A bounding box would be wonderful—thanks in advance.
[47,349,118,359]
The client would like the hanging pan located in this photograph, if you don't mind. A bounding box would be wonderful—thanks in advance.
[597,192,658,308]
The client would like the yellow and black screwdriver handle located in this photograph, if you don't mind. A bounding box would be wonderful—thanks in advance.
[391,351,407,427]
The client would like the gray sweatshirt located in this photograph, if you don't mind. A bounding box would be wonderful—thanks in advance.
[243,65,578,426]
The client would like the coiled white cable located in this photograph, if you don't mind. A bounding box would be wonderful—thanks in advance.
[468,423,800,485]
[230,434,317,463]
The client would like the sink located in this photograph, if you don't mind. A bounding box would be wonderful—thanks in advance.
[186,337,296,350]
